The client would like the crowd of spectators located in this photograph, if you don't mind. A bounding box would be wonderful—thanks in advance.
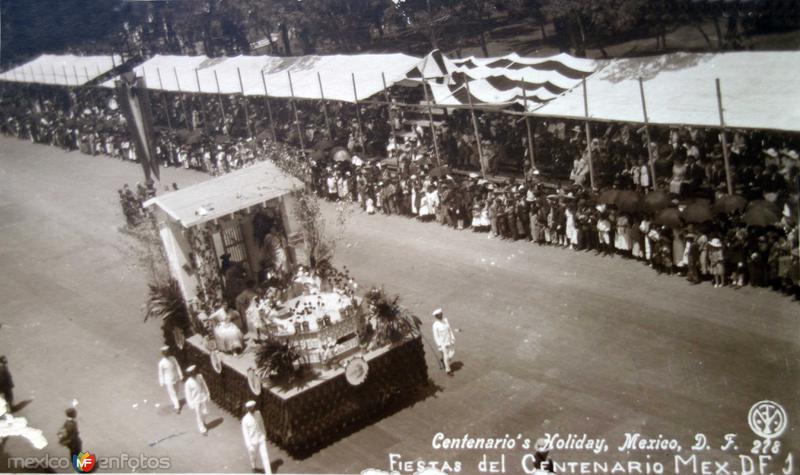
[1,81,798,298]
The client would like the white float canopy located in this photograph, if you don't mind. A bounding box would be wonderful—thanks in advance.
[0,54,122,86]
[144,160,302,228]
[530,51,800,133]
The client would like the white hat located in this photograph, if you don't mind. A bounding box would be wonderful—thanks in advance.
[786,150,799,160]
[764,148,779,158]
[160,345,170,352]
[245,400,257,408]
[186,365,197,373]
[709,238,723,247]
[432,308,443,317]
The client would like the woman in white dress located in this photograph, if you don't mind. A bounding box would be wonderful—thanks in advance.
[246,297,266,339]
[214,314,244,353]
[614,214,632,253]
[565,206,578,249]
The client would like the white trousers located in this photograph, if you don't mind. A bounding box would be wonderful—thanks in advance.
[164,383,180,410]
[193,401,208,433]
[247,440,271,474]
[439,345,454,372]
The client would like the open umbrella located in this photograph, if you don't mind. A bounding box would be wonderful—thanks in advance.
[682,202,713,224]
[713,194,747,215]
[614,190,642,213]
[332,148,351,163]
[214,134,231,144]
[315,139,335,151]
[743,201,781,227]
[429,165,450,178]
[597,189,620,205]
[255,129,272,141]
[644,190,671,212]
[654,207,684,228]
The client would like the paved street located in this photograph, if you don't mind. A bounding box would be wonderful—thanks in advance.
[0,137,797,474]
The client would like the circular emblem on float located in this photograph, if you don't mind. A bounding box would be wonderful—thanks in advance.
[247,368,262,395]
[172,327,186,350]
[210,350,223,374]
[748,400,788,439]
[345,357,369,386]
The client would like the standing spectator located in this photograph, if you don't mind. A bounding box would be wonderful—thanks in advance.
[57,408,82,457]
[184,365,211,435]
[0,356,13,410]
[157,346,183,413]
[432,309,456,376]
[241,400,272,474]
[709,238,725,288]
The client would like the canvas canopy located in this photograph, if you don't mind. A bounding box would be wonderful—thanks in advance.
[104,53,422,103]
[144,160,301,228]
[0,54,122,86]
[530,51,800,133]
[425,52,597,109]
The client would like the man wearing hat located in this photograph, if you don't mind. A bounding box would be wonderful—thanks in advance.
[158,347,183,413]
[0,356,13,410]
[432,309,456,376]
[184,365,211,434]
[57,407,82,457]
[241,401,272,474]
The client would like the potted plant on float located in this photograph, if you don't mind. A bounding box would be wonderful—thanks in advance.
[144,278,192,350]
[254,338,305,387]
[364,288,422,347]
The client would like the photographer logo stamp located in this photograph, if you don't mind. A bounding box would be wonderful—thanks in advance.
[748,400,788,440]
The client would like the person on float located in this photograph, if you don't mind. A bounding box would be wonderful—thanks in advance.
[432,308,456,376]
[184,365,210,435]
[157,346,183,413]
[214,313,245,354]
[241,400,272,474]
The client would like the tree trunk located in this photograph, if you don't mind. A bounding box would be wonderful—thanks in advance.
[694,24,713,48]
[280,22,292,56]
[712,16,724,49]
[479,31,489,57]
[540,22,547,40]
[426,0,438,50]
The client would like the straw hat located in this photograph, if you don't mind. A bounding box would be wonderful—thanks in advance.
[709,238,723,248]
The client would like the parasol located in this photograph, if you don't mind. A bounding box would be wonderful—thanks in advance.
[597,189,620,205]
[614,190,642,213]
[712,194,747,215]
[644,190,671,212]
[682,202,713,224]
[332,148,351,162]
[653,207,684,228]
[255,129,272,142]
[742,200,781,227]
[429,165,450,178]
[315,139,335,151]
[214,134,231,144]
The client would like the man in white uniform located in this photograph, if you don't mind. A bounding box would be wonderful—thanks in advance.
[432,308,456,376]
[241,400,271,474]
[157,346,183,413]
[184,365,210,434]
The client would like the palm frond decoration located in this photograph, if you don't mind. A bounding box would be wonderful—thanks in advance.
[366,287,422,345]
[144,278,191,348]
[254,338,304,382]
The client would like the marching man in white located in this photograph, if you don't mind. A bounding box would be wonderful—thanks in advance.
[241,400,272,474]
[157,346,183,413]
[432,308,456,376]
[184,365,210,434]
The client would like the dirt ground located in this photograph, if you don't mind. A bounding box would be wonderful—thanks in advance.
[0,138,797,473]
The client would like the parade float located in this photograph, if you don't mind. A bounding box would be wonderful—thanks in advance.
[144,161,428,456]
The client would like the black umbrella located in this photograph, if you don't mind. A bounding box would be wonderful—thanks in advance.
[644,190,671,212]
[713,194,747,215]
[597,189,620,205]
[654,207,684,228]
[682,202,713,224]
[614,190,642,213]
[743,201,781,227]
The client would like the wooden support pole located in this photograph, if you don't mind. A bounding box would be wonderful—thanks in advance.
[194,68,208,131]
[581,78,596,190]
[316,71,332,139]
[421,77,441,167]
[156,67,173,130]
[213,70,228,134]
[638,77,658,191]
[463,80,486,177]
[236,67,252,138]
[287,70,306,156]
[381,72,400,168]
[174,67,190,129]
[260,70,277,142]
[351,72,366,154]
[715,78,734,195]
[521,81,536,175]
[72,65,80,85]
